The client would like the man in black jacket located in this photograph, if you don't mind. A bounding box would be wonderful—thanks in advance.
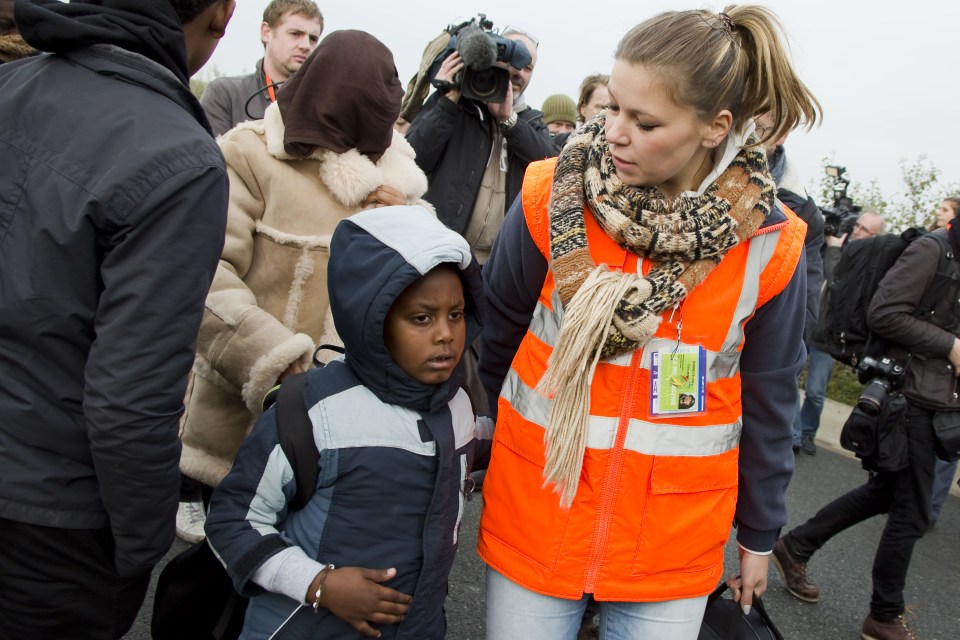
[406,25,556,264]
[772,220,960,640]
[0,1,234,637]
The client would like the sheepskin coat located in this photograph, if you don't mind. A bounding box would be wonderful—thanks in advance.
[180,102,429,487]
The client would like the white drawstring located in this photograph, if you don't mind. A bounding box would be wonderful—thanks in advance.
[267,604,308,639]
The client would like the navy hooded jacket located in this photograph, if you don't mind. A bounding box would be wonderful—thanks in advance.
[205,206,492,639]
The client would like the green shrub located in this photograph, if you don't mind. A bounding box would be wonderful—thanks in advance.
[798,361,862,407]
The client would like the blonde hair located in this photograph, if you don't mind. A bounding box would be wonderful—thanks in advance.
[577,73,609,123]
[614,5,821,146]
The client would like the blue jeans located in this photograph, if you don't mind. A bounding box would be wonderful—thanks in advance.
[793,346,834,445]
[484,566,708,640]
[930,458,958,522]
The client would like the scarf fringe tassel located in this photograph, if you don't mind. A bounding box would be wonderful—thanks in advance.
[536,265,639,507]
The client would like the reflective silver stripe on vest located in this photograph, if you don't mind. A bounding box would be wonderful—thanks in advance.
[502,366,742,455]
[723,228,782,350]
[586,415,742,455]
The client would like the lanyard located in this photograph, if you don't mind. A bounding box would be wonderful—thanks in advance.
[264,70,277,103]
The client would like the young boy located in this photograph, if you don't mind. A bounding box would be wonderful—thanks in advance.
[205,205,492,639]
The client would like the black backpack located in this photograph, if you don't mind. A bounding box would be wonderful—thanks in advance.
[152,358,328,640]
[812,228,955,366]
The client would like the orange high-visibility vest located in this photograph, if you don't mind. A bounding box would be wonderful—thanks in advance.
[478,158,806,602]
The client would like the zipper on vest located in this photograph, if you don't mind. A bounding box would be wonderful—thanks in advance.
[752,220,788,237]
[584,348,643,593]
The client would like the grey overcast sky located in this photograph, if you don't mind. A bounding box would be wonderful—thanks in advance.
[202,1,960,208]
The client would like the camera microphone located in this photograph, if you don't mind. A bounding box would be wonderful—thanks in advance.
[456,24,497,70]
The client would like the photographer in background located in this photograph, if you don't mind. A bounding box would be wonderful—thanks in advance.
[793,209,884,455]
[773,211,956,640]
[406,22,556,265]
[407,21,555,420]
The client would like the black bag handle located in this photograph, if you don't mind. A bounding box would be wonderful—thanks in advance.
[705,582,785,640]
[312,343,346,368]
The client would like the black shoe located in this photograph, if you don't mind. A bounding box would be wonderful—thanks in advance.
[792,444,801,455]
[801,435,817,456]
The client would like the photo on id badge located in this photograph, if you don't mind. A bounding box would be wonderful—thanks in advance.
[650,344,706,416]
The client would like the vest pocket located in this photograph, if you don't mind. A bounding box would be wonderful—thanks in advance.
[481,423,574,572]
[630,450,738,577]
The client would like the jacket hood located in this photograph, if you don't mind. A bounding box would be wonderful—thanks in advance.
[327,206,484,412]
[14,0,190,85]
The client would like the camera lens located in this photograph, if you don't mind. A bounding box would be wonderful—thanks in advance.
[464,68,503,101]
[856,378,890,417]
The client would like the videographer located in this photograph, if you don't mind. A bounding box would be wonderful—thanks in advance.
[406,23,556,264]
[773,212,958,640]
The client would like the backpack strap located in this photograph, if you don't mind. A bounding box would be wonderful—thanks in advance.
[916,232,959,319]
[275,372,319,513]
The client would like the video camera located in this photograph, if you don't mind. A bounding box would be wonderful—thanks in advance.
[428,14,532,104]
[856,355,906,416]
[822,165,861,238]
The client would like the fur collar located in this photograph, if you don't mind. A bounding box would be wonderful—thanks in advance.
[234,102,429,209]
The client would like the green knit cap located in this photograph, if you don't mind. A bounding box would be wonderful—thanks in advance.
[541,93,577,125]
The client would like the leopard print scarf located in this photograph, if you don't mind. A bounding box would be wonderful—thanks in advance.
[538,115,774,507]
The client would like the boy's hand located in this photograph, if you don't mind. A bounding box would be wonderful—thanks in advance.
[317,567,412,638]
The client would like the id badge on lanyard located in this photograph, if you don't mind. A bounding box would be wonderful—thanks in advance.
[650,344,706,416]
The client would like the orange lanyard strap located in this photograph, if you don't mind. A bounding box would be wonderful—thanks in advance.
[264,70,277,103]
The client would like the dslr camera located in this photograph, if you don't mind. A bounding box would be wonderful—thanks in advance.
[428,14,532,104]
[856,355,905,416]
[822,165,861,238]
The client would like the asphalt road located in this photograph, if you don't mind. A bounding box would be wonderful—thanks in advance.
[125,447,959,639]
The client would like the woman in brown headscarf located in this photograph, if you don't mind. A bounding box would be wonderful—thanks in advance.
[180,30,431,495]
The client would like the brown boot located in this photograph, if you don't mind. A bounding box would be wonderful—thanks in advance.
[861,613,918,640]
[771,536,820,602]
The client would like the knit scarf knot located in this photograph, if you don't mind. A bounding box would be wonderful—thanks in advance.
[537,115,775,507]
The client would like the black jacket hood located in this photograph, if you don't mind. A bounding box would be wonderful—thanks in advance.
[14,0,190,84]
[327,206,484,413]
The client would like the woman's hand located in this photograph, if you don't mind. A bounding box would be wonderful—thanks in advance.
[725,547,769,614]
[362,185,405,209]
[315,567,412,638]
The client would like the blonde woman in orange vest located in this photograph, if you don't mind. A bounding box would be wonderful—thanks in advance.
[476,6,821,639]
